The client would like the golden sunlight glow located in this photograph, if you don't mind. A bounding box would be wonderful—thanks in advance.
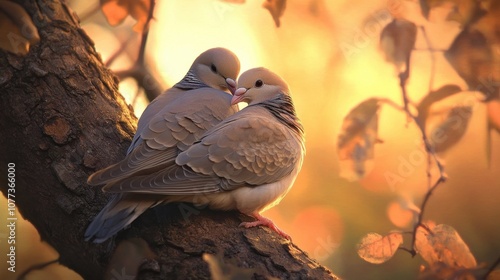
[150,0,267,88]
[6,1,499,280]
[141,1,500,271]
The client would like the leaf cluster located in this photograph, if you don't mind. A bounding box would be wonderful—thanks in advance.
[339,1,500,279]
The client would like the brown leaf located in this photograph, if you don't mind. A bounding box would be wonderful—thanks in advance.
[416,224,477,269]
[338,98,381,181]
[262,0,287,27]
[357,232,403,264]
[419,0,483,25]
[419,0,443,19]
[487,269,500,280]
[100,0,151,33]
[417,84,463,131]
[420,89,476,154]
[104,238,155,280]
[483,0,500,11]
[101,0,128,25]
[487,98,500,132]
[418,261,477,280]
[0,0,40,55]
[446,6,500,100]
[380,19,417,72]
[445,0,483,26]
[429,106,473,153]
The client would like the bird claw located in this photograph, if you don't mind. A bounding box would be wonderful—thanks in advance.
[239,214,291,241]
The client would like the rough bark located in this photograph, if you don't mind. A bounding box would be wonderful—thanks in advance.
[0,1,339,279]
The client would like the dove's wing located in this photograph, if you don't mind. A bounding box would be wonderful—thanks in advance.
[87,89,237,186]
[127,88,184,154]
[103,106,303,194]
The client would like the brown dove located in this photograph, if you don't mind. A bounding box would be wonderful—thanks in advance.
[96,67,305,240]
[85,48,240,243]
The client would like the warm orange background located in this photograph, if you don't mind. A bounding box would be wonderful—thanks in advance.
[1,1,499,279]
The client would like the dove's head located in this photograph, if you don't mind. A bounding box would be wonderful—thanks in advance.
[231,67,290,105]
[192,48,240,94]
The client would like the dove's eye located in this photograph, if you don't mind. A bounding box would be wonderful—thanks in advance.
[210,64,217,73]
[255,80,263,87]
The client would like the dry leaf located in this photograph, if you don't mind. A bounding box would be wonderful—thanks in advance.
[446,0,483,26]
[416,224,477,269]
[417,84,463,131]
[338,98,381,181]
[487,98,500,132]
[482,0,500,12]
[446,6,500,100]
[100,0,151,33]
[418,261,477,280]
[487,269,500,280]
[203,253,254,280]
[262,0,287,27]
[419,0,482,25]
[429,106,473,153]
[0,1,40,55]
[357,232,403,264]
[380,19,417,72]
[420,89,477,154]
[104,238,155,280]
[419,0,445,19]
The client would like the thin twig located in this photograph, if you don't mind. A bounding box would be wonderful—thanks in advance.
[378,98,405,112]
[115,67,163,102]
[399,63,411,118]
[137,0,156,66]
[408,177,446,256]
[419,26,436,92]
[132,84,143,107]
[397,53,447,257]
[106,0,155,68]
[108,0,161,102]
[398,246,414,254]
[114,69,135,80]
[418,26,436,188]
[483,255,500,280]
[17,259,59,280]
[398,65,446,179]
[132,0,159,102]
[105,34,136,67]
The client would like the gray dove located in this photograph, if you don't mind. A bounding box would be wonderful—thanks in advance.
[93,67,305,240]
[85,48,240,243]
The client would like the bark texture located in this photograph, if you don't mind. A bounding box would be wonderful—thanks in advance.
[0,1,339,279]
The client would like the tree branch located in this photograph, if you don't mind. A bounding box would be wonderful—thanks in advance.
[0,1,338,279]
[397,53,447,257]
[407,177,445,257]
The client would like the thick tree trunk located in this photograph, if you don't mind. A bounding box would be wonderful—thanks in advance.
[0,1,339,279]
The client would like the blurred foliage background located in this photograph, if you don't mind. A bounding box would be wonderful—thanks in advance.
[1,0,499,279]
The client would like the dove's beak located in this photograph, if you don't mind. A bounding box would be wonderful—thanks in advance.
[231,87,247,105]
[226,78,237,95]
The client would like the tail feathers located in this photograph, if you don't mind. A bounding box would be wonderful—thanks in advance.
[85,194,160,243]
[87,143,177,186]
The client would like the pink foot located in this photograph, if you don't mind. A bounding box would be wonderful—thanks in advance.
[240,213,291,240]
